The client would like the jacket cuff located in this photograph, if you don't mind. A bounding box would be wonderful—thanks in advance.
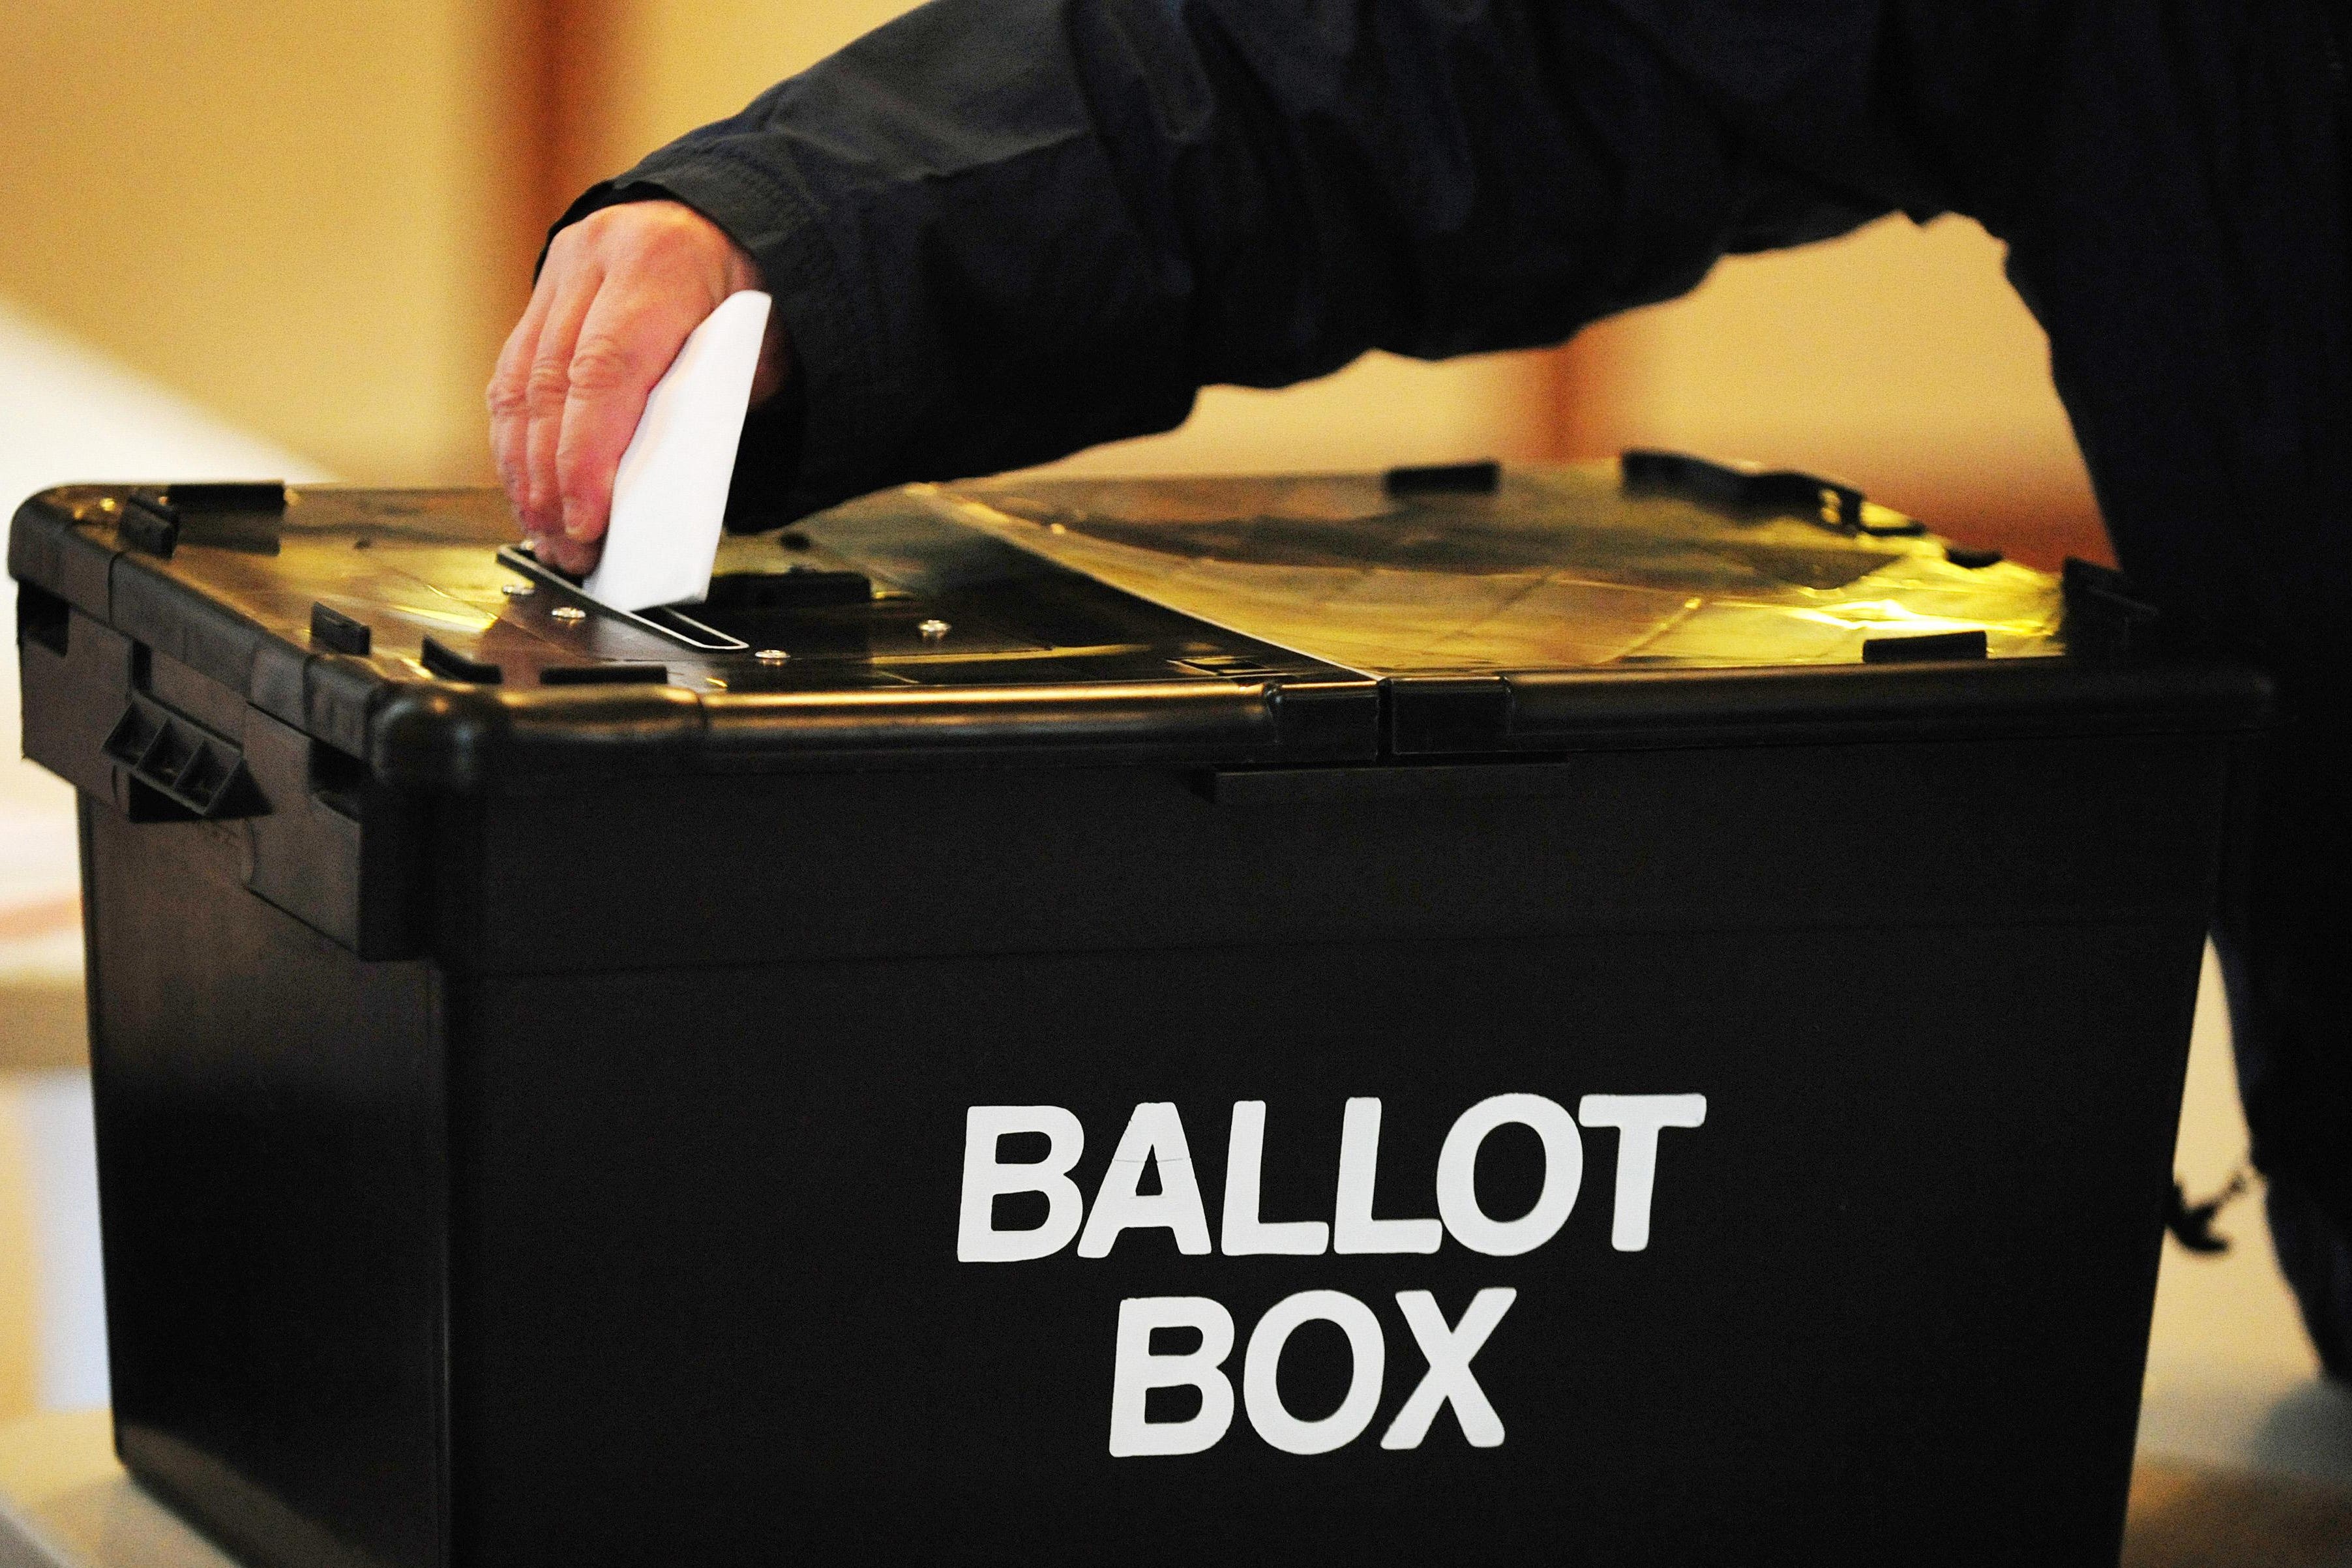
[554,153,897,528]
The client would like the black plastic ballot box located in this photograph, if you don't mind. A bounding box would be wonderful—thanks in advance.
[8,460,2268,1566]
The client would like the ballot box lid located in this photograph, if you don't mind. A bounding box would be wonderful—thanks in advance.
[8,459,2269,793]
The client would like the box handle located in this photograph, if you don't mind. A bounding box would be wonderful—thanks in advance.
[100,694,263,820]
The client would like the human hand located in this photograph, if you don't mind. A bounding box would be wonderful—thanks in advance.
[487,200,789,574]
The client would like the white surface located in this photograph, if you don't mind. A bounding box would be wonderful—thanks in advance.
[2137,945,2352,1485]
[1,296,329,1415]
[0,1411,230,1567]
[3,1080,103,1414]
[583,289,769,612]
[0,295,329,982]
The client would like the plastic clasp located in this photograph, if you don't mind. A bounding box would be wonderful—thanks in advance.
[1621,449,1926,537]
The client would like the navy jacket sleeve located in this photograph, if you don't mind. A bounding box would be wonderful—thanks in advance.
[565,0,2352,1383]
[568,0,1934,524]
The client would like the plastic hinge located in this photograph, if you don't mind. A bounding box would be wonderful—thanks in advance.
[1621,449,1926,537]
[117,497,179,557]
[122,483,285,555]
[1861,630,1989,664]
[101,693,258,819]
[1265,678,1382,760]
[420,636,502,685]
[165,481,288,512]
[1177,654,1286,679]
[310,603,372,656]
[540,663,668,687]
[1387,676,1515,756]
[1385,460,1501,496]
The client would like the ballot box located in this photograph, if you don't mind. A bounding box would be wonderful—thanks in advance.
[8,459,2267,1566]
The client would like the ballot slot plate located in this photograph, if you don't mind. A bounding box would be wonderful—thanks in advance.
[495,544,748,652]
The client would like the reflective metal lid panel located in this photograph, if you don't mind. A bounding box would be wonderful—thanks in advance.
[932,462,2066,675]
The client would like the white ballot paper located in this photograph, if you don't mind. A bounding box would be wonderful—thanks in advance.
[581,289,771,612]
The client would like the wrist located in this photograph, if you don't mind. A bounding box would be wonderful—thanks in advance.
[719,237,767,298]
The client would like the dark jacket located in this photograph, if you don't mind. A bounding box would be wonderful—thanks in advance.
[563,0,2352,1368]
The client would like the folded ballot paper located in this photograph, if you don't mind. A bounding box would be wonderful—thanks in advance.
[580,289,771,613]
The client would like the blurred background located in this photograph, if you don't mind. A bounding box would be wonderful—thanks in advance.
[1,1,2338,1556]
[0,0,2109,562]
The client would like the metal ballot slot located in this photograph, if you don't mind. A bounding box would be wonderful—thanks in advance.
[495,543,749,651]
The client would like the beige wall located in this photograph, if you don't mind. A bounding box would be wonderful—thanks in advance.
[1044,353,1550,477]
[0,0,528,483]
[0,1089,35,1422]
[0,2,2097,538]
[596,0,923,166]
[1569,214,2104,564]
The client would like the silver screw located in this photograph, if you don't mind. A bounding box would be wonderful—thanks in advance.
[550,605,586,623]
[501,581,535,599]
[755,649,790,664]
[918,618,950,641]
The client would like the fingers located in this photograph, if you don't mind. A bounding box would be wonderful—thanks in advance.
[520,265,602,542]
[486,279,552,518]
[531,528,599,577]
[485,200,779,574]
[553,285,667,548]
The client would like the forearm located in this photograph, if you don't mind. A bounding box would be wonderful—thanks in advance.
[583,0,1868,520]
